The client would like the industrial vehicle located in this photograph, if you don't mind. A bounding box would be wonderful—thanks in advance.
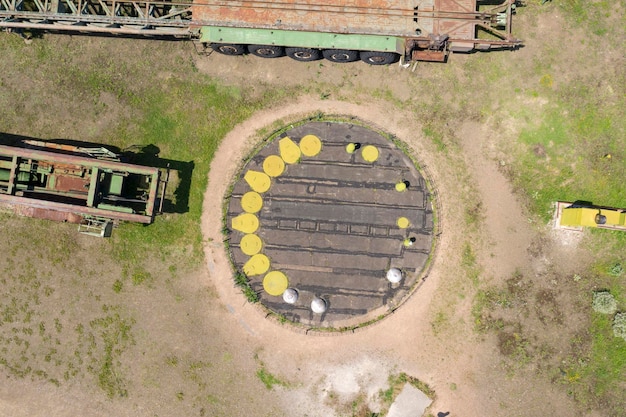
[0,141,168,236]
[0,0,521,64]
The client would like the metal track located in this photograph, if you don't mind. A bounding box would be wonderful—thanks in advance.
[0,0,196,36]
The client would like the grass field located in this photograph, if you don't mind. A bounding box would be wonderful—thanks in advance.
[0,1,625,415]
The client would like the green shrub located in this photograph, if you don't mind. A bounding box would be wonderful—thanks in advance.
[592,291,617,315]
[112,280,123,293]
[613,313,626,341]
[609,263,623,277]
[234,271,259,303]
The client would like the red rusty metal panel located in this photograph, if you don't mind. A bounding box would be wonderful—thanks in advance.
[412,49,447,62]
[0,194,154,223]
[436,0,474,13]
[431,0,476,40]
[191,0,423,37]
[52,174,90,194]
[14,206,84,224]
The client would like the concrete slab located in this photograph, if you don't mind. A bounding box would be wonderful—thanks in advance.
[226,121,436,328]
[387,383,433,417]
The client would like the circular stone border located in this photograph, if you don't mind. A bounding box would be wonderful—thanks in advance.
[223,115,440,332]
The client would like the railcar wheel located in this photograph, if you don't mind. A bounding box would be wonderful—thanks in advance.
[247,45,285,58]
[285,47,321,62]
[210,43,246,56]
[322,49,359,63]
[359,51,399,65]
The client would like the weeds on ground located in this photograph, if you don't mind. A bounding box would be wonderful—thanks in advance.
[613,313,626,342]
[88,307,135,398]
[512,82,625,222]
[254,354,288,390]
[234,271,259,303]
[378,372,435,416]
[558,0,614,36]
[461,243,480,286]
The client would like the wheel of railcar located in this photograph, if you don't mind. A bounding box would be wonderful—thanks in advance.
[359,51,399,65]
[322,49,359,63]
[285,47,321,62]
[210,43,246,56]
[247,45,285,58]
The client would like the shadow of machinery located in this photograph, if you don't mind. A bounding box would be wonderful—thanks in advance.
[0,132,194,215]
[121,144,193,215]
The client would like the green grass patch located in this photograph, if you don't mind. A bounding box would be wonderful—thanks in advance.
[472,288,504,332]
[514,97,625,221]
[461,242,480,286]
[422,125,447,153]
[106,78,292,279]
[256,366,287,390]
[575,314,626,413]
[564,260,626,413]
[130,267,153,286]
[559,0,614,36]
[89,308,135,398]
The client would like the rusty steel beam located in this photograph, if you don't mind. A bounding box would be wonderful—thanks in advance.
[0,193,155,223]
[0,144,158,175]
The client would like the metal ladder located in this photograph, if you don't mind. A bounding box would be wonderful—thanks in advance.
[77,216,113,237]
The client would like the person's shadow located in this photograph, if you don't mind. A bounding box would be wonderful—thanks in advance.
[437,413,450,417]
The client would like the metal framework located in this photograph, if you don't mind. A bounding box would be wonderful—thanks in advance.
[1,0,517,42]
[0,0,520,61]
[0,0,196,36]
[0,144,163,224]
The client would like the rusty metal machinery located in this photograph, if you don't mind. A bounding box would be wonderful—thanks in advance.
[0,0,521,63]
[0,142,168,236]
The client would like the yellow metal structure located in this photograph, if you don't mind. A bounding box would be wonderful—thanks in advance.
[299,135,322,157]
[244,170,272,193]
[240,234,263,255]
[232,213,260,234]
[395,182,407,192]
[263,155,285,177]
[241,191,263,213]
[397,217,410,229]
[243,254,271,276]
[557,202,626,232]
[263,271,289,296]
[279,137,301,164]
[361,145,379,162]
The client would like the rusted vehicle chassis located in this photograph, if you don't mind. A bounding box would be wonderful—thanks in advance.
[0,145,161,225]
[0,0,521,63]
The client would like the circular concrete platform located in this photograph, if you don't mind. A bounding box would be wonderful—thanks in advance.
[226,120,435,329]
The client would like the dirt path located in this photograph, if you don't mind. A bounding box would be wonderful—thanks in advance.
[201,97,582,416]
